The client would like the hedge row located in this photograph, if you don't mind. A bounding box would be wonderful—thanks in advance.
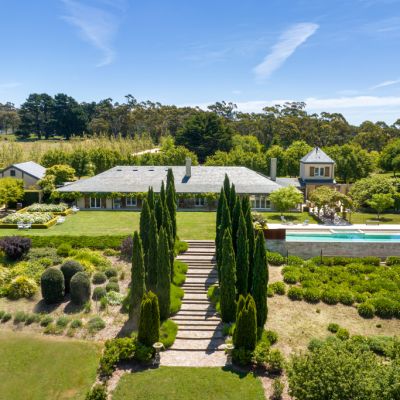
[21,235,127,249]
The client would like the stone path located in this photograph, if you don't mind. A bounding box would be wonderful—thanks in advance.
[161,240,226,367]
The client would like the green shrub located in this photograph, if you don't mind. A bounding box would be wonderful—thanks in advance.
[41,267,65,304]
[70,272,91,305]
[71,319,82,328]
[283,272,299,284]
[266,252,286,266]
[303,287,321,303]
[87,316,106,333]
[138,291,160,346]
[339,290,354,306]
[358,302,375,318]
[40,315,53,326]
[336,327,350,340]
[174,240,188,255]
[92,286,107,301]
[386,256,400,266]
[60,260,84,293]
[322,289,340,305]
[270,281,286,295]
[103,248,119,256]
[288,255,304,266]
[28,235,126,249]
[43,323,62,335]
[13,311,28,324]
[57,243,72,257]
[0,236,31,260]
[1,312,12,322]
[85,384,107,400]
[92,272,107,284]
[106,282,120,293]
[288,287,303,301]
[362,256,380,266]
[27,247,62,265]
[25,313,41,325]
[170,284,184,314]
[104,268,118,278]
[252,341,270,366]
[371,297,398,319]
[106,291,124,306]
[267,349,285,374]
[56,316,70,328]
[271,379,284,400]
[267,287,274,297]
[173,260,188,286]
[232,347,253,366]
[37,258,53,268]
[265,330,279,345]
[108,276,118,283]
[0,311,4,319]
[327,323,340,333]
[159,320,178,348]
[7,276,38,299]
[134,342,154,362]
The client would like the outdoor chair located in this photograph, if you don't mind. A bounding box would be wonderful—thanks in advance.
[23,223,32,229]
[302,219,309,226]
[17,222,25,230]
[72,206,80,213]
[280,216,287,224]
[57,216,65,224]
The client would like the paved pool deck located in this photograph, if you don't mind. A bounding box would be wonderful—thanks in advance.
[268,224,400,234]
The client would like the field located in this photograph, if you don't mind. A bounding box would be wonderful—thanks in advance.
[0,211,317,240]
[112,367,265,400]
[349,212,400,224]
[0,331,101,400]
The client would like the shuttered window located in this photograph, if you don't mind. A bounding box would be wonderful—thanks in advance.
[325,167,330,177]
[310,166,315,176]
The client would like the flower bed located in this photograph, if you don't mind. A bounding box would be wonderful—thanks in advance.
[0,212,58,229]
[21,203,72,216]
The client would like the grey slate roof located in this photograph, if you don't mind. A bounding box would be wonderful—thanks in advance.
[9,161,46,179]
[58,166,283,195]
[300,147,335,164]
[275,177,302,188]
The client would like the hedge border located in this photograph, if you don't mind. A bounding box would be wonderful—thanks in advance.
[26,235,127,249]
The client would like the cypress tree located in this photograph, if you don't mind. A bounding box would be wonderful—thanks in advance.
[140,199,151,270]
[162,205,174,279]
[220,229,237,323]
[231,197,241,253]
[251,231,268,328]
[229,183,237,215]
[155,198,164,230]
[216,188,224,238]
[156,228,171,321]
[166,171,177,239]
[147,211,158,292]
[147,187,155,210]
[138,291,160,346]
[236,294,246,321]
[223,174,231,201]
[233,294,257,351]
[245,208,255,292]
[129,231,146,319]
[236,210,249,297]
[160,180,166,205]
[216,193,231,276]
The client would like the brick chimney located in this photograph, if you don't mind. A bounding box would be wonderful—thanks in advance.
[185,157,192,178]
[270,158,277,181]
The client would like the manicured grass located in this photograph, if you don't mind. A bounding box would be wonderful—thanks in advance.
[348,212,400,224]
[0,331,101,400]
[261,211,318,224]
[112,367,265,400]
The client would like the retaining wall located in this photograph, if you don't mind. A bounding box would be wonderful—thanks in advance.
[266,240,400,259]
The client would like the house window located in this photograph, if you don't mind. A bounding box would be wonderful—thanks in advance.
[194,197,205,207]
[250,195,271,209]
[10,170,16,177]
[90,197,101,209]
[114,198,122,209]
[126,196,137,207]
[314,167,325,177]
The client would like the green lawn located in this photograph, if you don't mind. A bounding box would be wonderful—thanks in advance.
[0,331,101,400]
[260,211,318,224]
[348,212,400,225]
[112,367,265,400]
[0,210,320,240]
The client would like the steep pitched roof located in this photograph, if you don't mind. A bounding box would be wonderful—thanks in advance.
[300,147,335,164]
[9,161,46,179]
[58,165,283,195]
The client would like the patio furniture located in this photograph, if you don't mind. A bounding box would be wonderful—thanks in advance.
[280,216,287,224]
[302,219,309,226]
[57,216,65,224]
[72,206,80,213]
[17,222,25,230]
[23,223,32,229]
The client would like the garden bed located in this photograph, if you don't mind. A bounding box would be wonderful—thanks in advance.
[0,213,58,229]
[19,203,73,216]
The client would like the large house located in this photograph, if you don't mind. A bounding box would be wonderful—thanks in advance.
[1,161,46,189]
[58,158,284,210]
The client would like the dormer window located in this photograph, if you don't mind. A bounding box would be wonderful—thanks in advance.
[310,166,330,177]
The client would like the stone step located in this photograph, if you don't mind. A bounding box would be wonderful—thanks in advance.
[169,338,225,351]
[186,277,217,283]
[176,321,222,327]
[171,316,220,321]
[183,294,208,300]
[161,350,226,367]
[176,331,224,340]
[182,299,209,304]
[180,304,215,311]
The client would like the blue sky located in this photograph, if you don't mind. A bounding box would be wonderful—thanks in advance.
[1,0,400,124]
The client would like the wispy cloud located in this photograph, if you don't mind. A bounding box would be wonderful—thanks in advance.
[370,79,400,90]
[61,0,124,67]
[253,23,319,81]
[0,82,21,90]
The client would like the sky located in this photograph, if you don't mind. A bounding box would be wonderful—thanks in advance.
[1,0,400,125]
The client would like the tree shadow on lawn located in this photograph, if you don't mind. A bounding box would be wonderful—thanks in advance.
[221,365,258,380]
[34,299,64,314]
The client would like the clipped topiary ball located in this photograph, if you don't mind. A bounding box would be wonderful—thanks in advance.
[92,272,107,285]
[41,267,65,304]
[70,272,91,305]
[92,286,107,301]
[61,260,84,293]
[104,268,118,278]
[106,282,120,293]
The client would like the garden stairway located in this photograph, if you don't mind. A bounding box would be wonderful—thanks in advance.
[161,240,226,367]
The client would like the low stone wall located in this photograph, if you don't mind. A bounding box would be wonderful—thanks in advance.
[266,239,400,259]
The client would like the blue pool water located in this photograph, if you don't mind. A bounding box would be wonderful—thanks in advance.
[286,232,400,243]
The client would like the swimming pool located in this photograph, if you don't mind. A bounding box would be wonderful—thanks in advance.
[286,232,400,242]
